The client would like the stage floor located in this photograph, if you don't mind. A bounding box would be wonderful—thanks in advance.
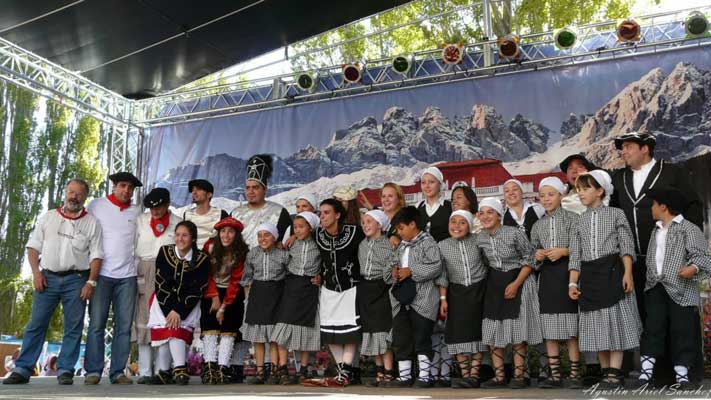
[1,377,710,399]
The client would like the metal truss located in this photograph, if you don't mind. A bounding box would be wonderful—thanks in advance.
[0,36,133,127]
[134,5,711,127]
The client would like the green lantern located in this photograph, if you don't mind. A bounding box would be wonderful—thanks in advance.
[554,27,577,50]
[685,11,710,39]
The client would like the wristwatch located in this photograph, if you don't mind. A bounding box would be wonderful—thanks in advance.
[86,279,97,287]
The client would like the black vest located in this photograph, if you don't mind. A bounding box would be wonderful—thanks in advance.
[503,206,539,239]
[417,200,452,242]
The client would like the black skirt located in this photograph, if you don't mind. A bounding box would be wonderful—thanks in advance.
[200,287,245,337]
[445,281,485,345]
[538,257,578,314]
[245,280,285,325]
[357,279,392,333]
[483,268,522,321]
[276,274,319,327]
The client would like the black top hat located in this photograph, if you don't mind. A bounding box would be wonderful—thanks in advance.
[188,179,214,194]
[559,153,597,173]
[247,154,273,188]
[614,132,656,150]
[143,188,170,208]
[109,172,143,187]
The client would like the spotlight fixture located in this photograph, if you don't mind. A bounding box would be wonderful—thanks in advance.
[391,55,413,75]
[295,72,318,91]
[342,63,362,84]
[685,11,710,39]
[497,34,521,59]
[553,27,577,50]
[616,18,641,43]
[442,43,464,65]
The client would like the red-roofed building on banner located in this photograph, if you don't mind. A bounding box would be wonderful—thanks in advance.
[360,159,567,208]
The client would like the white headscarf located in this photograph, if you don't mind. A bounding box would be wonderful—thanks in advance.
[538,177,567,196]
[450,209,474,230]
[478,197,504,216]
[256,222,278,240]
[585,170,614,204]
[296,211,319,230]
[421,166,444,186]
[365,210,389,231]
[503,179,524,193]
[296,194,318,211]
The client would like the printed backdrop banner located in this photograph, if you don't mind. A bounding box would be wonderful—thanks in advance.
[144,47,711,230]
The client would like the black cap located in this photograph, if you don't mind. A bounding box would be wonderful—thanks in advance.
[614,132,656,150]
[143,188,170,208]
[559,153,597,173]
[109,172,143,187]
[188,179,214,194]
[647,186,687,213]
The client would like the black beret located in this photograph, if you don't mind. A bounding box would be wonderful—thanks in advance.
[559,153,597,173]
[109,172,143,187]
[614,132,656,150]
[647,186,687,212]
[188,179,214,194]
[143,188,170,208]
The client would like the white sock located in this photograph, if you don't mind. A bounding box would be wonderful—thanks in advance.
[218,336,235,367]
[640,356,655,381]
[232,341,249,366]
[329,344,344,364]
[156,343,172,371]
[398,360,412,381]
[418,354,431,379]
[202,334,218,363]
[138,344,153,377]
[674,365,689,383]
[169,338,187,367]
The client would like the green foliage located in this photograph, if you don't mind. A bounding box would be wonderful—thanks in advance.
[288,0,655,71]
[6,279,64,342]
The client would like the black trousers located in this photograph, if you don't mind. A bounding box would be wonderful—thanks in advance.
[391,307,435,361]
[640,284,702,376]
[632,258,647,321]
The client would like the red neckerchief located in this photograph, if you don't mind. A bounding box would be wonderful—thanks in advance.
[56,207,88,220]
[150,212,171,237]
[107,194,131,211]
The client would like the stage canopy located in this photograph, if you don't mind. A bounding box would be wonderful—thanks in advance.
[0,0,409,99]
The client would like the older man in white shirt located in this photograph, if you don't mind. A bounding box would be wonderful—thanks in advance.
[3,179,102,386]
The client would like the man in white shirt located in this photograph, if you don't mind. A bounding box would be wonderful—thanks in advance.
[3,179,102,385]
[84,172,142,385]
[132,188,180,383]
[182,179,228,248]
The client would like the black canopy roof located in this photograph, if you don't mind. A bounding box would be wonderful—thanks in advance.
[0,0,409,98]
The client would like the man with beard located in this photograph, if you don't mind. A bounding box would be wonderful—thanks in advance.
[230,154,291,381]
[3,179,103,385]
[231,154,291,247]
[182,179,228,248]
[85,172,142,384]
[610,132,703,384]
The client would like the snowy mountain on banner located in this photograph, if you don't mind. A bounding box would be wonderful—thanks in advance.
[565,62,711,169]
[156,105,551,206]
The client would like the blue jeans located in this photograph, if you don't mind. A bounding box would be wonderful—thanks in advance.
[84,275,137,381]
[14,271,88,378]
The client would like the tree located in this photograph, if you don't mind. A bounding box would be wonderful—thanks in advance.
[288,0,644,72]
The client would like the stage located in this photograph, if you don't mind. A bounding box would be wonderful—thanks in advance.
[1,377,709,399]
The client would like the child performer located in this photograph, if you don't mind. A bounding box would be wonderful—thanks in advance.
[148,221,209,385]
[240,222,289,384]
[437,210,487,389]
[530,177,581,389]
[568,170,642,390]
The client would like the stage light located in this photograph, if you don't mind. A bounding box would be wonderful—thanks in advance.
[685,11,710,39]
[296,73,318,91]
[616,18,641,43]
[553,27,577,50]
[342,63,362,84]
[497,34,520,59]
[391,55,413,75]
[442,43,464,65]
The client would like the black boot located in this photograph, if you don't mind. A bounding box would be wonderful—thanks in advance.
[201,362,217,384]
[230,365,244,383]
[173,365,190,385]
[150,370,174,385]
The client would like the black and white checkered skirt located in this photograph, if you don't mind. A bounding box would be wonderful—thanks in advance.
[579,291,642,352]
[482,276,543,348]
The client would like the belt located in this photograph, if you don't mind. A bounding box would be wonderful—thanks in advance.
[44,269,89,277]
